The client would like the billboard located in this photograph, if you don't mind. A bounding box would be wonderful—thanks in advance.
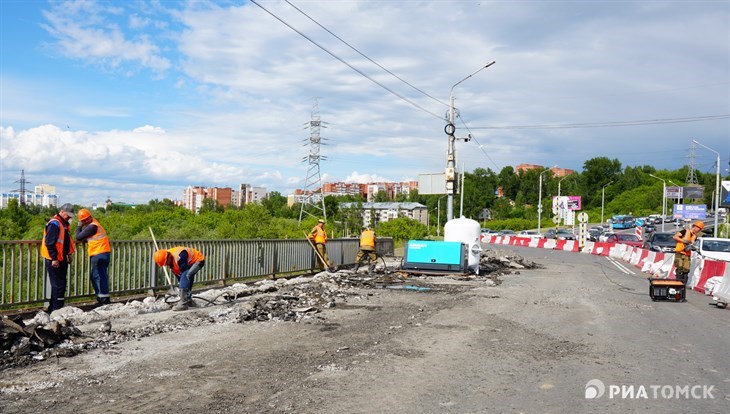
[683,186,704,199]
[552,196,582,212]
[417,173,446,195]
[673,204,707,220]
[721,181,730,208]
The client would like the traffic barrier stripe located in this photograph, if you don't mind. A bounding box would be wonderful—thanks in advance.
[480,235,726,293]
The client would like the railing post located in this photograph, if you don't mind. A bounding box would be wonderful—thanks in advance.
[148,246,157,296]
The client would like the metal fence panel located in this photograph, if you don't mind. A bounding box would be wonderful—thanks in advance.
[0,238,392,309]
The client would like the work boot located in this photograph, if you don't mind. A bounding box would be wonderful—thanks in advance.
[368,264,375,275]
[173,289,190,311]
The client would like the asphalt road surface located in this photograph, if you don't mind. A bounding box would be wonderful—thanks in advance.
[1,246,728,414]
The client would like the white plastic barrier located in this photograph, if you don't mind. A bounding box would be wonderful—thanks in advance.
[641,251,658,272]
[712,271,730,304]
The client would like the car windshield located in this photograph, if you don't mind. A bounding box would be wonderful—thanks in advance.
[557,230,572,235]
[702,240,730,252]
[653,234,674,243]
[618,234,639,241]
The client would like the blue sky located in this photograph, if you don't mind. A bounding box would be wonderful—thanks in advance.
[1,0,729,206]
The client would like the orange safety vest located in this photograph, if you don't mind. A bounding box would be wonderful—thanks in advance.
[168,246,205,276]
[41,217,76,261]
[311,226,327,244]
[675,230,697,256]
[86,218,111,256]
[359,230,375,249]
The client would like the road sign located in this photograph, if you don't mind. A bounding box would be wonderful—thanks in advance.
[577,212,588,223]
[537,208,543,214]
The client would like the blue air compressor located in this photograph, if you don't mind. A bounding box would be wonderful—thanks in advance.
[403,240,468,273]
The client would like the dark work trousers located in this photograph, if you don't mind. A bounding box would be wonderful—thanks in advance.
[45,259,69,313]
[90,252,111,302]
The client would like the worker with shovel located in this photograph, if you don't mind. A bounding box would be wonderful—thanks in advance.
[154,247,205,311]
[309,219,332,271]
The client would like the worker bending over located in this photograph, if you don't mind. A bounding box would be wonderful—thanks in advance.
[154,246,205,311]
[672,220,704,290]
[355,226,377,274]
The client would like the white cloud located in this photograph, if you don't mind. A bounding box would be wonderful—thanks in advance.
[2,0,728,206]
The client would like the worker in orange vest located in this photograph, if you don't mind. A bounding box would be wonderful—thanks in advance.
[673,220,704,289]
[154,247,205,311]
[309,219,331,271]
[355,226,377,274]
[41,203,76,313]
[75,208,111,305]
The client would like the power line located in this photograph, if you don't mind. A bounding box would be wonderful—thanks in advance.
[284,0,447,108]
[250,0,444,120]
[468,115,730,130]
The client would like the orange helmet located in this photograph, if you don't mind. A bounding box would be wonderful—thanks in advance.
[77,208,92,221]
[693,221,705,230]
[154,250,169,266]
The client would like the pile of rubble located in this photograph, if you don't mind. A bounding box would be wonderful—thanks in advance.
[0,252,540,370]
[480,249,543,275]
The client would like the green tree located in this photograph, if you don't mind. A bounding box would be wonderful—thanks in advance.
[376,217,427,243]
[581,157,622,208]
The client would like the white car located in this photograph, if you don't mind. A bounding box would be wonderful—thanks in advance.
[518,230,542,239]
[695,237,730,262]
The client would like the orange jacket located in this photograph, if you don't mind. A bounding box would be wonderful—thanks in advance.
[41,216,75,261]
[85,218,111,256]
[359,230,375,249]
[310,225,327,244]
[168,246,205,276]
[674,229,697,256]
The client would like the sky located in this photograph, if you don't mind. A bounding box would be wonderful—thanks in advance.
[1,0,729,206]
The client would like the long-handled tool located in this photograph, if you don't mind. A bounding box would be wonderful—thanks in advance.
[303,231,337,272]
[149,227,179,296]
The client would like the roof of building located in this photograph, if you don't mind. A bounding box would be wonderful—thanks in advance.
[340,202,426,210]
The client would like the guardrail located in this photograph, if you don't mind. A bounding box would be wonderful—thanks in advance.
[0,238,394,309]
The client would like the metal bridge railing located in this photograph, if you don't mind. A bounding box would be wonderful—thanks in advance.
[0,238,394,309]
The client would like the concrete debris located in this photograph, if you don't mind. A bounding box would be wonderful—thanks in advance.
[0,254,541,370]
[479,249,543,275]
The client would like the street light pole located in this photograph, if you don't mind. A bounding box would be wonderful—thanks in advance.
[693,140,720,237]
[649,174,667,232]
[537,167,555,234]
[601,181,614,225]
[446,61,495,222]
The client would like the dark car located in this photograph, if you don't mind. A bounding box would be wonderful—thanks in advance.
[643,232,676,253]
[588,228,601,242]
[543,228,575,240]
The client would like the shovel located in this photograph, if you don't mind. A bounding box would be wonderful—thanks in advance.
[303,231,337,272]
[149,227,179,297]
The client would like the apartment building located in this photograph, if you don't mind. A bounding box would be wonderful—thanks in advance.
[184,184,267,212]
[339,202,428,227]
[515,164,575,178]
[1,183,59,209]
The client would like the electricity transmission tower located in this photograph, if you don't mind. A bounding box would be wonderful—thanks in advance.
[298,99,328,224]
[13,170,31,206]
[686,142,699,184]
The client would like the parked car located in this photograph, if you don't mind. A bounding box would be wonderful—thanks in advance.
[588,228,602,242]
[598,231,615,242]
[695,237,730,262]
[543,228,575,240]
[518,230,542,239]
[498,229,516,236]
[605,233,643,247]
[643,232,676,253]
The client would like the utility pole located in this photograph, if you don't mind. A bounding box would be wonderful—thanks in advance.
[445,61,495,222]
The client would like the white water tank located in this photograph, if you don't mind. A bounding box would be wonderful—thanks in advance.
[444,217,482,274]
